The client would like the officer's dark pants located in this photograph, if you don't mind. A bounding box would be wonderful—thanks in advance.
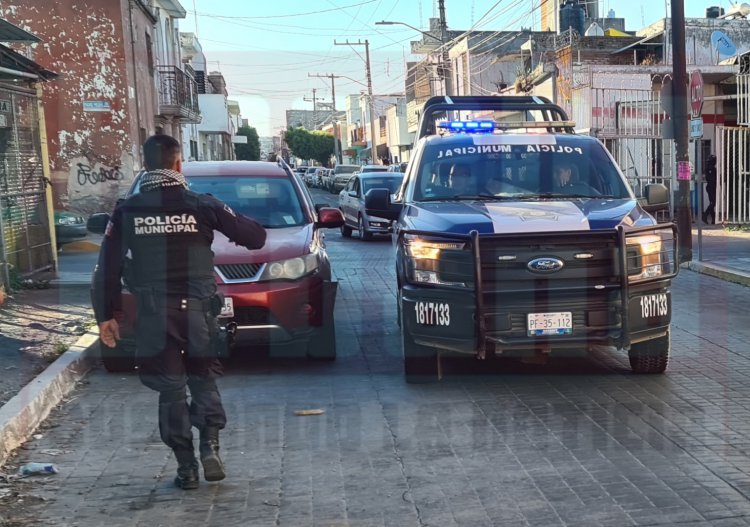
[135,297,226,455]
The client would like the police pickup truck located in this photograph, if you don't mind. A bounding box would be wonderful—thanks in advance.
[365,96,678,383]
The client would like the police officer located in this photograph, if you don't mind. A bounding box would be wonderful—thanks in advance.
[92,134,266,490]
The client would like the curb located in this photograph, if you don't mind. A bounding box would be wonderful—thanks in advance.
[59,240,101,253]
[685,261,750,287]
[0,329,99,466]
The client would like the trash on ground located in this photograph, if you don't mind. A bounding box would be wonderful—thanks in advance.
[294,409,325,416]
[32,434,43,440]
[38,449,64,456]
[18,463,58,476]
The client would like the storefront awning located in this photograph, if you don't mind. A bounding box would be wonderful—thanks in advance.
[0,18,40,43]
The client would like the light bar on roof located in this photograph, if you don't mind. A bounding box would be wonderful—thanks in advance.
[437,120,496,133]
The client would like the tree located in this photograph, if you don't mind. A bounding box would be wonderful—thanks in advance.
[284,127,334,167]
[234,126,261,161]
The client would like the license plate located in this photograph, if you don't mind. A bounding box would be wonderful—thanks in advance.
[527,312,572,336]
[414,301,450,326]
[219,297,234,318]
[639,293,668,319]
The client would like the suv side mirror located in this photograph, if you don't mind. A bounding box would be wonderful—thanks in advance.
[364,188,402,221]
[642,183,669,213]
[314,203,330,212]
[87,212,111,234]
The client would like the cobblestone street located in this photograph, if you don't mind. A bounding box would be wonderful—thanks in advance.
[4,192,750,526]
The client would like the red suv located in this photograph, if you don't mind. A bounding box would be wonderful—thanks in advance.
[90,161,344,372]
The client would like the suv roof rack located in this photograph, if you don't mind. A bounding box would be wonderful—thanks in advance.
[417,95,574,138]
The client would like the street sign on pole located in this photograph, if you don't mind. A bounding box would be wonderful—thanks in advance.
[690,118,704,138]
[690,70,704,118]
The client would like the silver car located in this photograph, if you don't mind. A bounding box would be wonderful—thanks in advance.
[338,172,403,240]
[331,164,361,193]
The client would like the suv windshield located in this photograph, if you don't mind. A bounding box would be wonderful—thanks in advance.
[414,136,631,202]
[187,176,306,229]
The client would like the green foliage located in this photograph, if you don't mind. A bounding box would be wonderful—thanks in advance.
[284,127,334,167]
[234,126,261,161]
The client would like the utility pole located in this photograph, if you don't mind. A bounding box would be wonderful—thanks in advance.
[309,73,343,164]
[303,88,318,130]
[335,39,377,165]
[671,0,692,262]
[438,0,452,96]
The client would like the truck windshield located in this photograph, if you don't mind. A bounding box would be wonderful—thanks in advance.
[413,137,632,202]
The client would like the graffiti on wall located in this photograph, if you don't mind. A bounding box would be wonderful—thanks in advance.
[75,162,124,186]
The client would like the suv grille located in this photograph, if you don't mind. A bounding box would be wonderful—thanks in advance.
[215,263,263,281]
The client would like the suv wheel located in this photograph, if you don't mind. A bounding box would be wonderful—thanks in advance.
[307,322,336,360]
[101,340,136,373]
[401,305,439,383]
[628,332,670,374]
[340,219,352,237]
[358,216,373,241]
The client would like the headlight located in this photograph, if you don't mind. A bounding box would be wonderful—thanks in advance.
[626,234,663,282]
[257,253,319,281]
[403,237,471,287]
[57,216,80,225]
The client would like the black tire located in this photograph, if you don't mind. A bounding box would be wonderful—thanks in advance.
[340,220,353,237]
[401,306,439,383]
[628,333,670,374]
[100,340,136,373]
[358,216,373,241]
[306,322,336,360]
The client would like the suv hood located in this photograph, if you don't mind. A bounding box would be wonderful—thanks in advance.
[212,224,312,265]
[402,199,653,234]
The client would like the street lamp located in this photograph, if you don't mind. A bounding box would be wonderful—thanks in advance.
[375,20,449,95]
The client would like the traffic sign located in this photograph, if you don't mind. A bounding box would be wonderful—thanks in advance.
[690,71,704,118]
[690,118,703,138]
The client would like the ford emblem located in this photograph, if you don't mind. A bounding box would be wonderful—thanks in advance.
[527,257,564,273]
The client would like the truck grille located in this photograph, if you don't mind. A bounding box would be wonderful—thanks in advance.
[478,232,620,293]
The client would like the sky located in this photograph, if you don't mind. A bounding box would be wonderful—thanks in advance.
[177,0,715,137]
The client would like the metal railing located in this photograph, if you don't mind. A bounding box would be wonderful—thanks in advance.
[156,65,201,123]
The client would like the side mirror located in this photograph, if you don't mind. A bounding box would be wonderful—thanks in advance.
[364,188,402,221]
[314,203,330,212]
[642,183,669,213]
[348,191,357,198]
[316,207,345,229]
[87,212,111,234]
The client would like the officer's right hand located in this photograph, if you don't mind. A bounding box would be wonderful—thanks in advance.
[99,319,120,348]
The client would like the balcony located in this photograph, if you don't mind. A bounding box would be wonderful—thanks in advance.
[156,65,201,124]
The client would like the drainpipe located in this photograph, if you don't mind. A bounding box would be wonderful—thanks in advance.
[129,0,144,163]
[35,82,58,271]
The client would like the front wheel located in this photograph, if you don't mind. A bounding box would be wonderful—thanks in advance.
[358,216,373,241]
[628,332,670,374]
[307,322,336,360]
[100,340,136,373]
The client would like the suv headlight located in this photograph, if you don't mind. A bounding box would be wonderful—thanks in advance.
[403,237,471,287]
[626,234,663,282]
[257,253,319,281]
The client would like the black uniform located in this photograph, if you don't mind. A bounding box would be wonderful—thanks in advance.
[92,185,266,455]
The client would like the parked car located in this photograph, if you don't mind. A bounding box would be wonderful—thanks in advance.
[339,172,403,240]
[330,164,361,193]
[303,166,318,186]
[54,210,87,245]
[388,162,408,173]
[320,168,334,191]
[87,160,345,372]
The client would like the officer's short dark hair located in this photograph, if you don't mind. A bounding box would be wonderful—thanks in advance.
[143,134,181,171]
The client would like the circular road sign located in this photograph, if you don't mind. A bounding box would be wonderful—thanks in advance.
[690,70,704,118]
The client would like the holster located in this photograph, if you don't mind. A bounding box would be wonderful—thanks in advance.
[208,315,236,359]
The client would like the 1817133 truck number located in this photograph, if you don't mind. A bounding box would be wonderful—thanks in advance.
[415,302,450,326]
[640,293,668,319]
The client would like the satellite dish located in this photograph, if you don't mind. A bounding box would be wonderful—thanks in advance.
[711,31,737,62]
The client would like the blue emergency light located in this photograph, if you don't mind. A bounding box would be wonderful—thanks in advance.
[438,120,496,133]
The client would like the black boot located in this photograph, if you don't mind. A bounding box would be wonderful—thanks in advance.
[199,427,226,482]
[174,450,199,490]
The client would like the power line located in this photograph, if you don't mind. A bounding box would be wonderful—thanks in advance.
[186,0,379,20]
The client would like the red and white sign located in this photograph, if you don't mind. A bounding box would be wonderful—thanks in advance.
[690,71,704,118]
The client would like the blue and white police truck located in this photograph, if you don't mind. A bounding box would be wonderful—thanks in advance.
[365,96,678,383]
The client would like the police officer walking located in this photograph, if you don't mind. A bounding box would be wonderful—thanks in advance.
[92,134,266,490]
